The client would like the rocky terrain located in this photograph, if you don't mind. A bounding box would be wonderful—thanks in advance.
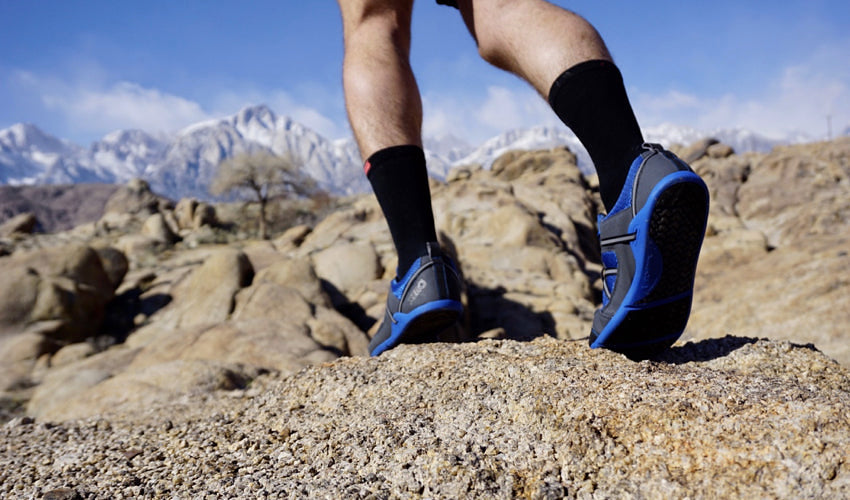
[1,138,849,497]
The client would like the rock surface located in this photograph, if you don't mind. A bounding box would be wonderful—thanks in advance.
[0,212,38,236]
[1,138,849,497]
[2,337,849,498]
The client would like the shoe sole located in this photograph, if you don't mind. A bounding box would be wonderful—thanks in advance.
[370,299,463,356]
[591,172,709,359]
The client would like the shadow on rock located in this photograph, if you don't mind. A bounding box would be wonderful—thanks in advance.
[466,282,555,342]
[320,279,376,333]
[654,335,761,364]
[100,290,173,344]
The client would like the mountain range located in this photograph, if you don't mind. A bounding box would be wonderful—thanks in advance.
[0,104,814,201]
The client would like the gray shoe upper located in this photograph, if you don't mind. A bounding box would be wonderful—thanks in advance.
[369,242,462,354]
[594,145,695,326]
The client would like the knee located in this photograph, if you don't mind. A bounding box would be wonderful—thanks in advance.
[340,1,413,50]
[462,0,521,69]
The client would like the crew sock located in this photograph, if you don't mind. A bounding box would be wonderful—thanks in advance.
[365,145,438,277]
[548,59,645,212]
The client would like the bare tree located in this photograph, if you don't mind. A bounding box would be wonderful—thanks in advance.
[210,151,316,239]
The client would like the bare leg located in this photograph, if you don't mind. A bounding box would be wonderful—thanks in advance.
[456,0,612,96]
[338,0,421,162]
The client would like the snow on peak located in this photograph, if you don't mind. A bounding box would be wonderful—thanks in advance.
[0,112,816,199]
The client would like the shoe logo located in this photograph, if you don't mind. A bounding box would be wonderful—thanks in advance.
[407,278,427,302]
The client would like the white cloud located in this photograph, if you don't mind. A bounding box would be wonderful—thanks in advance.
[10,69,347,143]
[423,85,559,144]
[632,42,850,140]
[44,80,211,135]
[10,70,212,139]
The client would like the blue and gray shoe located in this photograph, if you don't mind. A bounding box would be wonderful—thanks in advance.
[369,241,464,356]
[590,143,709,359]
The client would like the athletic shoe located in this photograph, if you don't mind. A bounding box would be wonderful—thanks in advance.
[369,241,464,356]
[590,143,709,359]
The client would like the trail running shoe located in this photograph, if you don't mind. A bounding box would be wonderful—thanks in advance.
[369,241,464,356]
[590,143,709,359]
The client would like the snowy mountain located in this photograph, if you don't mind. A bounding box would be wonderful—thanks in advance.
[0,106,372,200]
[0,105,812,201]
[0,124,88,184]
[144,106,371,199]
[455,123,797,175]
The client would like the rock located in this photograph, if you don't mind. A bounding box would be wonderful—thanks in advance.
[32,359,263,422]
[113,234,167,267]
[253,256,330,307]
[240,240,282,273]
[50,342,97,368]
[707,142,735,158]
[161,208,181,236]
[312,241,382,295]
[192,202,217,229]
[3,338,850,497]
[0,245,114,343]
[689,138,850,365]
[93,247,129,291]
[0,265,41,336]
[272,224,312,251]
[95,211,138,235]
[169,249,254,329]
[445,164,482,183]
[25,344,139,418]
[0,212,38,236]
[0,332,59,391]
[103,178,163,216]
[491,147,577,182]
[174,198,199,230]
[42,487,83,500]
[141,213,180,245]
[681,137,720,163]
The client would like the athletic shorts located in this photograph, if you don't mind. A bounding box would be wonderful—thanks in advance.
[436,0,459,8]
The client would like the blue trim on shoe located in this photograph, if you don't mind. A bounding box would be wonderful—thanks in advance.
[591,170,708,350]
[369,299,464,356]
[390,253,428,299]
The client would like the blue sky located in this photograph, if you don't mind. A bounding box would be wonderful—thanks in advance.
[2,1,849,145]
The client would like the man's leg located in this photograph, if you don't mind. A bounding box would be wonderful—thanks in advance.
[339,0,421,158]
[338,0,463,356]
[454,0,709,358]
[339,0,437,276]
[456,0,643,212]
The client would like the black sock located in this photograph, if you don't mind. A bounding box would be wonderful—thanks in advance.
[365,145,438,276]
[548,60,644,212]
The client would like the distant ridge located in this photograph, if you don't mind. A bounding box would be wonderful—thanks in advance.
[1,105,814,200]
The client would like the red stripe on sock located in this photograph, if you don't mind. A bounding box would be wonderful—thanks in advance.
[364,160,372,176]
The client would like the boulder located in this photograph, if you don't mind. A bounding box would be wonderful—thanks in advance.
[193,202,217,229]
[0,332,59,391]
[272,224,312,252]
[312,241,382,295]
[254,256,330,307]
[681,137,721,163]
[141,213,180,244]
[707,142,735,158]
[491,147,577,182]
[174,198,199,230]
[103,178,162,216]
[93,247,129,291]
[4,338,850,498]
[0,245,114,343]
[0,212,38,236]
[169,249,254,329]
